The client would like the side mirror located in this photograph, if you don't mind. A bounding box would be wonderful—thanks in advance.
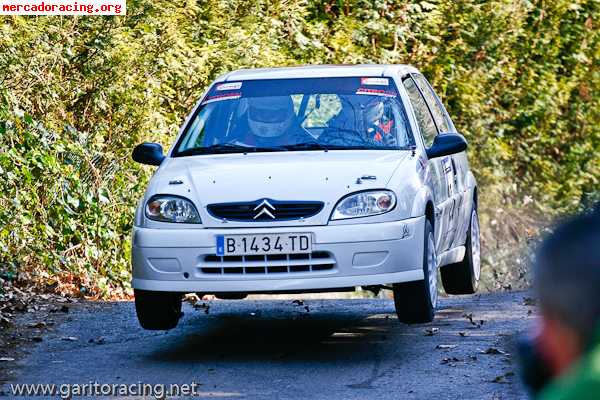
[426,133,467,159]
[132,142,165,166]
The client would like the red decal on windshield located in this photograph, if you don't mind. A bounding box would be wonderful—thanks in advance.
[202,92,242,104]
[356,88,397,97]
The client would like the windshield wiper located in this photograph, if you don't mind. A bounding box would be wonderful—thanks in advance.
[176,143,287,156]
[283,142,329,151]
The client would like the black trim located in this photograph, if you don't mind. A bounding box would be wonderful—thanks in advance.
[207,198,324,222]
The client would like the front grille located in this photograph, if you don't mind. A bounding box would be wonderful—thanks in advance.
[200,251,336,275]
[207,199,324,222]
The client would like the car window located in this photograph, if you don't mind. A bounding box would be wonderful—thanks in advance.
[174,77,416,156]
[412,74,450,133]
[403,76,438,147]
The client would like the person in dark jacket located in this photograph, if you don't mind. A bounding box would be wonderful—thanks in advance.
[519,206,600,399]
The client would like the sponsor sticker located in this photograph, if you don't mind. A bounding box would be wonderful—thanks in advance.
[216,82,243,91]
[202,92,242,105]
[360,77,389,86]
[355,88,397,97]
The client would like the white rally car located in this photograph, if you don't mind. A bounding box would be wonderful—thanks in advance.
[131,65,480,330]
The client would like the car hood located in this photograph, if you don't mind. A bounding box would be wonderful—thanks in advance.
[147,150,411,227]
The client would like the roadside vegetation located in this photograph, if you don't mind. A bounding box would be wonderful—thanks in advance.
[1,0,598,307]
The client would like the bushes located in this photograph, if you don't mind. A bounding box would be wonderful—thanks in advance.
[0,0,598,296]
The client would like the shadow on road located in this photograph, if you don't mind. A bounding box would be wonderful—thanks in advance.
[147,302,399,364]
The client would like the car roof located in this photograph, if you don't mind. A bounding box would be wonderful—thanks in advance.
[216,64,420,82]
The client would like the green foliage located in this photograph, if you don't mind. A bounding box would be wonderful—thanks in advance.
[0,0,598,296]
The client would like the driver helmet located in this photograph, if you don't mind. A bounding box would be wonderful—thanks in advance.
[362,97,385,126]
[247,96,295,138]
[339,95,386,130]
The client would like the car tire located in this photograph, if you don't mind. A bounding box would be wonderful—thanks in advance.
[134,289,182,330]
[393,219,437,324]
[441,208,481,295]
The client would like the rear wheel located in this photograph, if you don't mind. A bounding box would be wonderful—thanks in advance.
[441,208,481,294]
[393,219,437,324]
[134,289,182,330]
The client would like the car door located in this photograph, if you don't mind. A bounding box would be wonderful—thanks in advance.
[402,75,451,253]
[411,74,465,251]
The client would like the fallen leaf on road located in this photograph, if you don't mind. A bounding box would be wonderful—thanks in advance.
[491,372,514,383]
[50,305,69,313]
[184,294,200,306]
[481,347,507,355]
[61,336,78,342]
[463,313,484,328]
[424,328,439,336]
[27,322,47,328]
[523,297,537,306]
[436,344,458,350]
[441,357,462,365]
[88,337,105,345]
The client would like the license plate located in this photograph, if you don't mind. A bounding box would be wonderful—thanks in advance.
[216,233,312,256]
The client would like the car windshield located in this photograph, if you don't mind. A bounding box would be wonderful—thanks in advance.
[173,77,415,156]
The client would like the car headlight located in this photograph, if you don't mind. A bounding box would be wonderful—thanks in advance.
[145,195,202,223]
[331,190,396,220]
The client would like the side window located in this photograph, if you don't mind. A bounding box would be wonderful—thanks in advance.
[412,74,450,133]
[403,76,438,147]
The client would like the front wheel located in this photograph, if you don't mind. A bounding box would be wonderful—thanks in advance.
[134,289,182,330]
[393,219,437,324]
[441,208,481,294]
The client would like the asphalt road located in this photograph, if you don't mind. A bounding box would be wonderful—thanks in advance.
[3,291,534,399]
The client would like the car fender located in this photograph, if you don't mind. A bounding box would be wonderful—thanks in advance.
[464,171,478,211]
[410,186,434,220]
[451,170,478,247]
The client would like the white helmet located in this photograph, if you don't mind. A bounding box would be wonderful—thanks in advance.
[247,96,295,138]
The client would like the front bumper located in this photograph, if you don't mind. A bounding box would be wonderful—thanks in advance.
[131,216,425,293]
